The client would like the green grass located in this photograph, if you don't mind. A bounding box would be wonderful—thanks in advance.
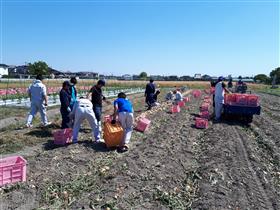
[259,87,280,96]
[0,106,28,120]
[251,85,280,96]
[0,105,61,120]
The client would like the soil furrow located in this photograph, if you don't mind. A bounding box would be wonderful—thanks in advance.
[231,126,274,210]
[1,92,279,209]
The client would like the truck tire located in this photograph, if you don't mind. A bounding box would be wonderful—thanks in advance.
[244,115,253,124]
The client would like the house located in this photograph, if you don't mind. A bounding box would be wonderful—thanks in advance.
[211,76,218,81]
[180,75,192,81]
[150,75,165,81]
[165,75,179,81]
[232,78,254,83]
[0,64,9,78]
[49,67,64,76]
[133,75,140,80]
[201,74,212,81]
[105,75,118,80]
[194,74,202,80]
[122,74,133,80]
[8,65,29,78]
[75,72,99,79]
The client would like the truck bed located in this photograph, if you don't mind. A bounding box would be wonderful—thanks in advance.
[223,104,261,116]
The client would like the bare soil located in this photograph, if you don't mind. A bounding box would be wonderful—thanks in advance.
[0,91,279,210]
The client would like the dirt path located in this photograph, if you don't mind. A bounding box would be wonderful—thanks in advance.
[192,122,277,209]
[1,91,279,210]
[193,93,280,210]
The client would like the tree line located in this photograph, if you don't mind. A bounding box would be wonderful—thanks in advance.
[27,61,280,85]
[254,67,280,85]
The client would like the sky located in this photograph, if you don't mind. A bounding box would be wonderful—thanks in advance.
[0,0,279,77]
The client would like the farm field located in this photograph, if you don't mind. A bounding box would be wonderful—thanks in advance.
[0,85,279,209]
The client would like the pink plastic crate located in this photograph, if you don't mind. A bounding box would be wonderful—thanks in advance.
[178,101,185,107]
[183,97,190,102]
[235,94,248,105]
[192,90,202,98]
[0,156,27,186]
[199,111,210,119]
[247,95,259,107]
[203,99,211,104]
[171,105,180,113]
[200,103,210,112]
[195,117,209,129]
[224,94,237,105]
[136,117,151,132]
[53,128,73,145]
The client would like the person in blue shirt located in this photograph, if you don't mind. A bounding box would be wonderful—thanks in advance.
[69,77,78,109]
[111,92,134,153]
[60,81,72,128]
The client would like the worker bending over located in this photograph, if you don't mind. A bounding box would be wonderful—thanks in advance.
[69,98,100,144]
[173,89,183,104]
[111,92,134,153]
[165,91,174,101]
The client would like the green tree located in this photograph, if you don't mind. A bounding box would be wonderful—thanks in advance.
[139,71,148,79]
[270,67,280,84]
[28,61,49,76]
[254,74,269,84]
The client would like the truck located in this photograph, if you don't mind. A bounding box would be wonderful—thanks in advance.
[223,93,261,124]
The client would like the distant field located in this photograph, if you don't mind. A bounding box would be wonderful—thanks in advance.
[0,79,212,89]
[258,86,280,96]
[0,79,276,101]
[0,78,269,89]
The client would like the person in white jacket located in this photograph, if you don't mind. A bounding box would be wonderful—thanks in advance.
[214,76,231,122]
[69,98,100,143]
[26,74,50,127]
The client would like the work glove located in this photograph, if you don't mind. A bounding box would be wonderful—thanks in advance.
[111,119,116,124]
[67,107,71,112]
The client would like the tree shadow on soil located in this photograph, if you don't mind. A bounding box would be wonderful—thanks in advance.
[190,113,200,118]
[82,141,117,153]
[43,140,70,150]
[220,118,251,128]
[207,115,251,128]
[25,123,61,138]
[25,129,53,138]
[43,139,116,153]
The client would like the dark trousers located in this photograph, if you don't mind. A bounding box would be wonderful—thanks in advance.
[146,94,155,109]
[61,109,70,129]
[93,106,102,122]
